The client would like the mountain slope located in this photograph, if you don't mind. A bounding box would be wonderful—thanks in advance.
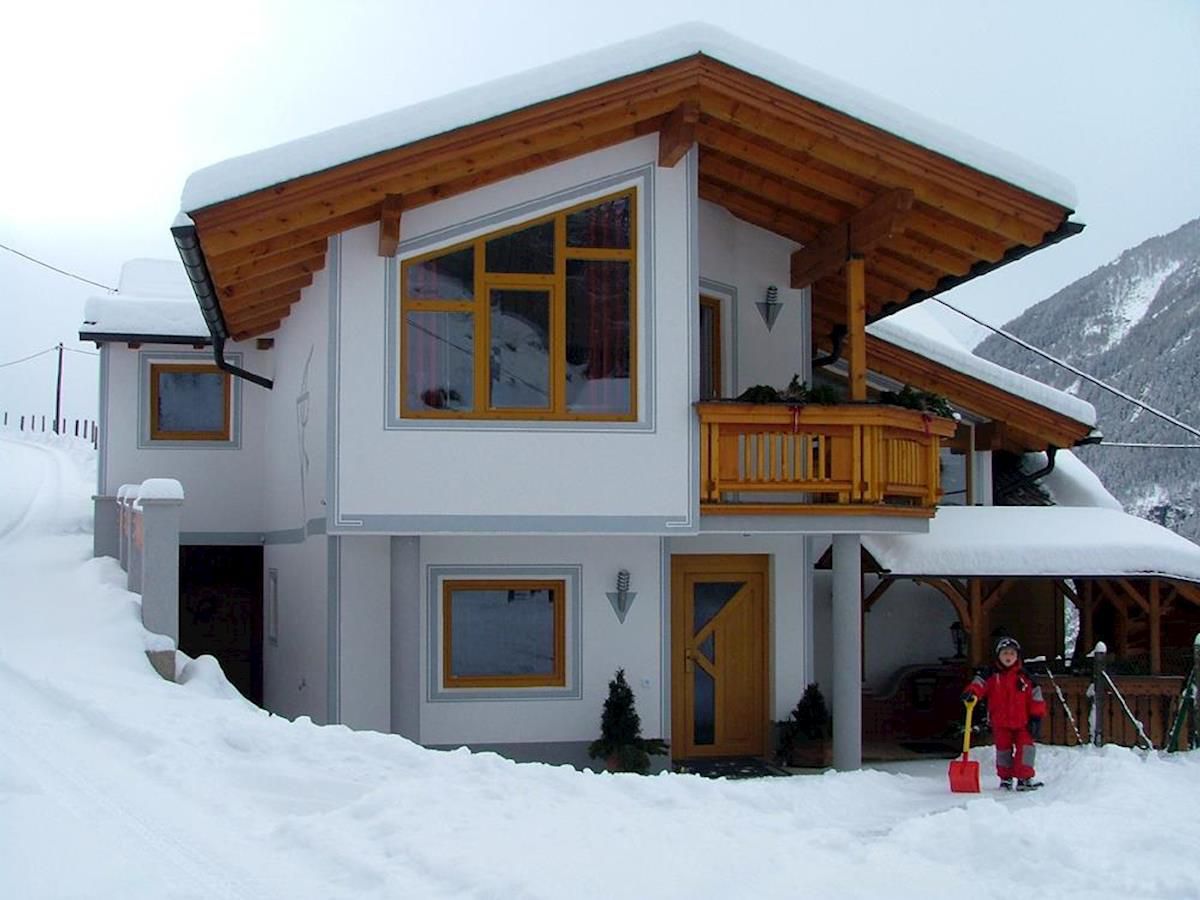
[976,216,1200,542]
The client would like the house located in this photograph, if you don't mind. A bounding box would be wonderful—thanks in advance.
[83,24,1200,768]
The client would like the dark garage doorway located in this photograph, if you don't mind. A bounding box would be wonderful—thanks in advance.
[179,545,263,705]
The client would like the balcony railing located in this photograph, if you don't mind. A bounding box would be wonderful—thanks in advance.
[696,401,957,516]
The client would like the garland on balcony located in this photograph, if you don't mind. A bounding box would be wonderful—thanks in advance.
[730,377,956,420]
[878,384,957,419]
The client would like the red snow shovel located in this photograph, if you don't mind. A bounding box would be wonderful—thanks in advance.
[949,696,981,793]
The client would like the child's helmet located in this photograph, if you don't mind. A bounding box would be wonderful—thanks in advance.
[995,636,1021,656]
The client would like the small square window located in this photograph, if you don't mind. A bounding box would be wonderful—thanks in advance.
[442,579,566,688]
[149,363,232,442]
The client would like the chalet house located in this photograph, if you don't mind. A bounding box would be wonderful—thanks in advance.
[83,25,1200,768]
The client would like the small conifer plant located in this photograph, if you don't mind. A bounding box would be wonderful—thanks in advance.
[588,668,667,774]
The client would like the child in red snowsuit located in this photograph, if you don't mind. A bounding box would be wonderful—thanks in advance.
[962,637,1047,790]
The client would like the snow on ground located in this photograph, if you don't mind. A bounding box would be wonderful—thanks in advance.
[1,430,1198,899]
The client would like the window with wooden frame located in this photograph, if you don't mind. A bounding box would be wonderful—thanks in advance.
[442,579,566,688]
[401,189,636,421]
[149,363,232,442]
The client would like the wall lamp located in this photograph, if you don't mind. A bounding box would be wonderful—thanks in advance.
[756,284,783,331]
[607,569,637,624]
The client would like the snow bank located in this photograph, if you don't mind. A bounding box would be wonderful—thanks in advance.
[181,22,1076,212]
[866,506,1200,580]
[4,433,1200,900]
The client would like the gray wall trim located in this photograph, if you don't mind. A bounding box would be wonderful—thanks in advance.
[699,514,932,535]
[329,514,695,535]
[180,531,264,546]
[306,517,327,536]
[383,165,658,434]
[327,236,351,528]
[425,564,583,702]
[327,535,341,725]
[390,536,421,740]
[97,344,110,494]
[676,146,701,531]
[658,536,671,741]
[136,349,244,450]
[698,276,740,398]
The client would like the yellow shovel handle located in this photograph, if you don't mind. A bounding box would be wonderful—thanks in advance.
[961,696,977,755]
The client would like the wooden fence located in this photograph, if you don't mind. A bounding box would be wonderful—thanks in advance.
[1032,672,1187,751]
[1,411,97,446]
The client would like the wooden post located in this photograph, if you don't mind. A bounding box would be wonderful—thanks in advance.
[1092,642,1107,747]
[1081,581,1094,658]
[969,578,984,666]
[1192,633,1200,750]
[1150,579,1161,676]
[846,256,867,402]
[53,343,64,434]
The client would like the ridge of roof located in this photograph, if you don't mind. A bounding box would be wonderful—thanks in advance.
[180,22,1077,213]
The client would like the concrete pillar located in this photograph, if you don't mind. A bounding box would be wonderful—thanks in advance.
[972,450,993,505]
[92,495,119,559]
[117,484,135,571]
[831,533,863,770]
[136,479,184,647]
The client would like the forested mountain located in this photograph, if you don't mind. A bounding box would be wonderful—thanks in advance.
[976,216,1200,542]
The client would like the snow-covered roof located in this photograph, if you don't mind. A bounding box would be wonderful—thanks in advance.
[181,22,1077,212]
[1030,449,1122,510]
[868,306,1097,427]
[864,506,1200,582]
[80,258,208,341]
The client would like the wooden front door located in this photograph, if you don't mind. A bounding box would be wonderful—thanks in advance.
[671,555,769,758]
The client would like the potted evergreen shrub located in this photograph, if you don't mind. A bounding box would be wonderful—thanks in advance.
[588,669,668,774]
[777,683,832,768]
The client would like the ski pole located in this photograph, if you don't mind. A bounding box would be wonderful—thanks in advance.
[1044,665,1082,745]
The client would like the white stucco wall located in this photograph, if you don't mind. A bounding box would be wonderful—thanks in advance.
[98,341,269,535]
[698,200,810,397]
[417,535,664,746]
[258,261,334,723]
[329,135,696,531]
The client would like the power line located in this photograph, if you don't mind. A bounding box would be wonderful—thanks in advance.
[0,346,56,369]
[932,295,1200,442]
[1088,441,1200,449]
[63,346,100,357]
[0,241,118,292]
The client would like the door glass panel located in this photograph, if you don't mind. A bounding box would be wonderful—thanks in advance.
[693,581,743,635]
[694,666,715,746]
[489,289,550,410]
[697,633,715,664]
[699,301,718,400]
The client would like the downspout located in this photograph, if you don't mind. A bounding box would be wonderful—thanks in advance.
[1006,445,1059,495]
[171,219,274,390]
[812,324,848,369]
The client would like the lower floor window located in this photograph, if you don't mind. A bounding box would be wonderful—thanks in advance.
[149,362,231,441]
[442,579,566,688]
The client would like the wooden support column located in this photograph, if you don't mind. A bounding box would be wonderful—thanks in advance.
[1081,580,1095,656]
[1150,578,1162,675]
[846,256,867,401]
[378,194,404,257]
[968,577,984,666]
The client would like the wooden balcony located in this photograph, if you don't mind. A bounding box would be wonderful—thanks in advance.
[697,401,958,516]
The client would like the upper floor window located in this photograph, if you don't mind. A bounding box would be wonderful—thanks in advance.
[400,189,636,421]
[149,363,232,442]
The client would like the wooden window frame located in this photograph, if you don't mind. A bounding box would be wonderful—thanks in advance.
[148,363,232,442]
[400,188,637,422]
[442,578,567,689]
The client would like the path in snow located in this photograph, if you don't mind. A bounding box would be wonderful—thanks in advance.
[1,432,1198,899]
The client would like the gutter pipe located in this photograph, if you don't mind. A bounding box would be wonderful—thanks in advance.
[170,221,274,390]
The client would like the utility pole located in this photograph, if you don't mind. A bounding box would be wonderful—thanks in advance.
[53,342,64,434]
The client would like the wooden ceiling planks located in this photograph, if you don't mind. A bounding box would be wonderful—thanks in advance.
[185,52,1074,352]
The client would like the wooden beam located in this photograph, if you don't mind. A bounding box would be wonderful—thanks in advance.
[847,256,867,401]
[790,188,914,288]
[221,275,312,310]
[863,576,896,613]
[658,101,699,167]
[223,291,301,327]
[231,321,281,342]
[1171,580,1200,607]
[378,194,404,257]
[221,255,325,296]
[968,578,984,666]
[913,578,970,630]
[1116,577,1150,614]
[981,579,1013,614]
[226,304,291,334]
[210,240,328,283]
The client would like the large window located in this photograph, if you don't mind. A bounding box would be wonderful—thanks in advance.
[401,190,636,420]
[442,579,566,688]
[149,363,232,442]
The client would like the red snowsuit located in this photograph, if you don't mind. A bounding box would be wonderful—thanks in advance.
[965,663,1046,780]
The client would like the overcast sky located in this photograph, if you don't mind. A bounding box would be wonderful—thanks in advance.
[2,0,1197,421]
